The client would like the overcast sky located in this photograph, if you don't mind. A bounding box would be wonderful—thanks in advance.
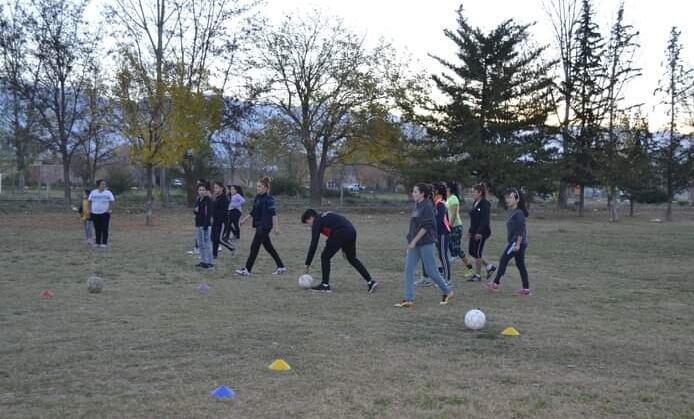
[88,0,694,130]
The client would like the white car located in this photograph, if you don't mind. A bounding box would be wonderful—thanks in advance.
[345,183,365,192]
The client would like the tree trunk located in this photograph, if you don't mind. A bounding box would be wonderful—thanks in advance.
[307,153,322,207]
[578,184,585,217]
[145,164,154,226]
[14,145,26,193]
[607,185,618,222]
[557,181,568,209]
[629,199,634,217]
[160,167,169,207]
[665,199,672,222]
[62,159,72,207]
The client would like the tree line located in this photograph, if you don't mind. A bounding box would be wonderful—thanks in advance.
[1,0,692,223]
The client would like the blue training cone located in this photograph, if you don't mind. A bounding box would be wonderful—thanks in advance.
[211,385,235,398]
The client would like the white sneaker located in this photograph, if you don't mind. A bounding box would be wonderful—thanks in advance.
[272,267,287,275]
[235,267,250,276]
[414,277,434,287]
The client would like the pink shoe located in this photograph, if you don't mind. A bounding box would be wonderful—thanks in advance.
[518,288,531,296]
[484,281,498,291]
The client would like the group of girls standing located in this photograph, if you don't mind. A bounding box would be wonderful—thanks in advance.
[396,181,530,307]
[192,180,246,268]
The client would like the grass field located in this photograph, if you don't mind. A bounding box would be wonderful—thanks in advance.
[1,209,693,419]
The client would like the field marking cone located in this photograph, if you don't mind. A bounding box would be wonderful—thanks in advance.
[197,282,209,291]
[268,359,291,371]
[211,385,235,398]
[40,289,54,299]
[501,327,520,336]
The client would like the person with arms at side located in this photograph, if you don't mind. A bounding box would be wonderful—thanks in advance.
[468,183,496,282]
[301,209,378,293]
[446,182,475,278]
[89,179,115,249]
[78,189,93,245]
[395,183,454,308]
[211,181,235,260]
[485,189,531,295]
[195,182,214,268]
[224,184,245,244]
[235,176,286,276]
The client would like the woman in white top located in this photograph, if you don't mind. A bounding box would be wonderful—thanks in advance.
[88,179,115,248]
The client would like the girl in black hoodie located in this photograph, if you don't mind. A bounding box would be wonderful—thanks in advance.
[468,183,497,282]
[211,181,235,259]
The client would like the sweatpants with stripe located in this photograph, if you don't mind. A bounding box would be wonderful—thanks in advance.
[320,228,372,285]
[422,232,451,282]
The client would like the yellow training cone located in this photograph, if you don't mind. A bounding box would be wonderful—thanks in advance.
[501,327,520,336]
[268,359,292,371]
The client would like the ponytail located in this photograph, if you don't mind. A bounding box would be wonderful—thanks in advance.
[473,183,487,198]
[508,188,529,217]
[259,176,272,192]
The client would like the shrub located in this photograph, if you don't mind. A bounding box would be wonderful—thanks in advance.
[271,177,303,196]
[106,167,134,195]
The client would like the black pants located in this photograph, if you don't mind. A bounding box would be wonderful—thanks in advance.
[212,222,234,258]
[224,209,241,240]
[320,229,372,285]
[494,243,529,289]
[245,227,284,271]
[92,212,111,245]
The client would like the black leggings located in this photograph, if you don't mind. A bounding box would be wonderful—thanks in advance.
[494,243,529,289]
[245,227,284,271]
[320,229,372,285]
[212,222,234,258]
[224,209,241,240]
[92,212,111,245]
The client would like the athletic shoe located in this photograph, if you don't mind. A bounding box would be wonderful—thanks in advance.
[463,266,475,277]
[394,300,414,308]
[187,248,200,255]
[272,267,287,275]
[235,267,250,276]
[367,280,378,293]
[467,274,481,282]
[484,281,498,291]
[518,288,531,296]
[195,262,206,268]
[440,291,455,305]
[486,264,497,279]
[414,277,434,287]
[311,283,332,293]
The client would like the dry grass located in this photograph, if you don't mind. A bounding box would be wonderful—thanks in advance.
[1,209,693,419]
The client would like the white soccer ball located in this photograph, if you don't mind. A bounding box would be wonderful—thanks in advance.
[87,276,104,294]
[298,274,314,289]
[464,309,486,330]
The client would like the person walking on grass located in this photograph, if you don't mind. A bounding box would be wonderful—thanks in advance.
[89,179,115,248]
[235,176,286,276]
[211,181,235,260]
[194,182,214,268]
[301,209,378,293]
[78,189,93,245]
[188,178,206,256]
[447,182,475,277]
[395,183,454,308]
[414,181,451,288]
[485,189,531,295]
[468,183,496,282]
[223,184,245,243]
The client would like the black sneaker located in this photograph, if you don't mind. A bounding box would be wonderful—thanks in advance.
[195,263,206,268]
[367,280,378,293]
[467,274,482,282]
[486,265,497,280]
[311,283,332,293]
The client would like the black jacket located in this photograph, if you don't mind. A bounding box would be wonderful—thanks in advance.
[195,196,212,229]
[305,212,355,266]
[212,194,229,225]
[468,198,491,238]
[250,193,277,230]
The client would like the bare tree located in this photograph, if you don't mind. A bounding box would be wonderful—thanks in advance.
[252,10,410,205]
[30,0,98,206]
[0,0,41,193]
[599,2,641,222]
[545,0,581,209]
[654,27,694,221]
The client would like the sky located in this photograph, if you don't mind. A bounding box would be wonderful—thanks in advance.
[259,0,694,130]
[85,0,694,130]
